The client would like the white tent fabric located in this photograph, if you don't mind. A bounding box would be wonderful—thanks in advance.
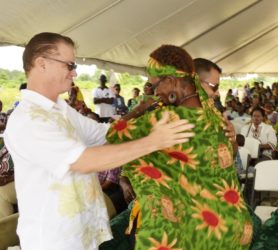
[0,0,278,75]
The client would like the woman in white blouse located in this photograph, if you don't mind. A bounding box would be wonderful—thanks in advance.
[241,107,277,160]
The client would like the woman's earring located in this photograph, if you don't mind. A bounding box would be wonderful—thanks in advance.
[168,91,177,104]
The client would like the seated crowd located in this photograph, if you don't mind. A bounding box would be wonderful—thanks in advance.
[223,82,278,161]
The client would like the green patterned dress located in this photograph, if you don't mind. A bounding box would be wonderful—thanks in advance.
[106,97,253,250]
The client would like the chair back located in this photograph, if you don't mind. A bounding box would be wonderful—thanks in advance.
[233,116,251,124]
[238,147,251,170]
[244,137,260,158]
[231,117,251,134]
[230,120,242,134]
[103,192,117,219]
[254,160,278,191]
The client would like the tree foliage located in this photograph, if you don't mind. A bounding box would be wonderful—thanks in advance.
[118,72,145,86]
[0,68,26,88]
[0,66,277,112]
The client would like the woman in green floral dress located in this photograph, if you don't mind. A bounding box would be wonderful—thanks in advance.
[106,45,253,250]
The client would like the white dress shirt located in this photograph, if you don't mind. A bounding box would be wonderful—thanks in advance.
[4,90,112,250]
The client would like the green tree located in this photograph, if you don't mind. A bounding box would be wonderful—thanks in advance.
[0,70,8,84]
[118,72,144,86]
[77,73,92,82]
[90,69,111,84]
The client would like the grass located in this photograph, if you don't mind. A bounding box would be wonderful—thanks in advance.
[0,87,21,111]
[0,83,143,112]
[0,80,262,112]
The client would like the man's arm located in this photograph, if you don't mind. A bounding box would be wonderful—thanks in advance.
[93,88,113,104]
[93,97,114,104]
[261,126,277,150]
[102,97,114,104]
[260,143,273,150]
[122,97,157,121]
[70,112,194,173]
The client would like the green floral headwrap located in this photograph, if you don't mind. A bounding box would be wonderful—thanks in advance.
[146,56,224,123]
[146,57,190,78]
[146,57,207,101]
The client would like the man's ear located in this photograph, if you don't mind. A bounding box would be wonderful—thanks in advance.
[34,57,46,72]
[199,71,210,81]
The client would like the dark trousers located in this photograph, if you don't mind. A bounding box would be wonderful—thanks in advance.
[99,117,111,123]
[104,185,128,214]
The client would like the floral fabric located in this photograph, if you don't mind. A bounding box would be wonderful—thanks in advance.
[0,138,14,186]
[107,103,253,249]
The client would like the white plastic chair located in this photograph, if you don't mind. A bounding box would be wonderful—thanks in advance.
[231,117,251,134]
[252,160,278,223]
[238,147,251,170]
[238,147,254,197]
[233,116,251,125]
[244,137,261,159]
[230,120,242,134]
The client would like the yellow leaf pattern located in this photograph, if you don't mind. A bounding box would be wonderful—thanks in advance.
[29,105,78,141]
[82,226,94,250]
[50,181,86,217]
[50,176,102,218]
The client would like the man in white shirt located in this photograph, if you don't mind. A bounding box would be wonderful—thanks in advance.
[4,32,194,250]
[92,74,115,122]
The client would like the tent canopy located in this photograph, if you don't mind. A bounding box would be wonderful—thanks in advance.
[1,0,278,76]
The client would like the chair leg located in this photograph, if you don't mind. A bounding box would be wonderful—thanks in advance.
[243,167,249,199]
[250,170,256,209]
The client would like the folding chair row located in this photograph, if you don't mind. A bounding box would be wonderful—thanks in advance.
[251,160,278,223]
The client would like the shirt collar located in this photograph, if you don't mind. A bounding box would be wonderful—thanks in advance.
[21,89,67,112]
[251,123,263,129]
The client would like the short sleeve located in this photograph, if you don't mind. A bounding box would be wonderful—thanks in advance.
[92,88,99,98]
[108,89,115,98]
[5,117,86,179]
[67,106,110,146]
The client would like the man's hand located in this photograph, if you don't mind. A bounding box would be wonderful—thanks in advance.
[148,112,195,150]
[223,115,236,142]
[223,115,238,155]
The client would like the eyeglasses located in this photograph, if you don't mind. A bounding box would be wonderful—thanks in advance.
[43,56,77,71]
[202,80,219,92]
